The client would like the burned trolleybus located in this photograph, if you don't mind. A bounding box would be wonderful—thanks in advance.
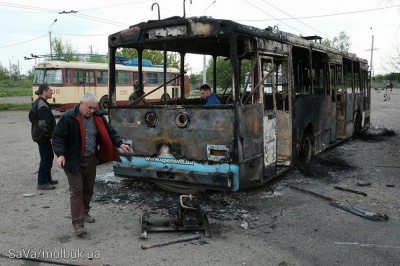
[108,17,370,192]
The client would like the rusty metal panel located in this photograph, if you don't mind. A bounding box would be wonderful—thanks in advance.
[257,39,289,56]
[263,113,276,166]
[110,107,236,161]
[237,104,264,160]
[345,94,355,138]
[293,95,335,151]
[276,110,292,166]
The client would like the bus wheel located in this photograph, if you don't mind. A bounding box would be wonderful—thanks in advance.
[99,96,109,111]
[299,133,312,166]
[161,93,171,101]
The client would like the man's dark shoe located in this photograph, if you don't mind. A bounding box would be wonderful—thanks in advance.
[37,184,56,190]
[84,214,95,223]
[74,227,87,236]
[49,180,59,185]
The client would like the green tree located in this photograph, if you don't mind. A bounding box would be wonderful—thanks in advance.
[51,37,79,61]
[206,57,251,90]
[189,73,203,88]
[26,67,34,81]
[9,63,20,80]
[86,48,108,63]
[86,55,108,63]
[0,62,8,80]
[322,31,351,52]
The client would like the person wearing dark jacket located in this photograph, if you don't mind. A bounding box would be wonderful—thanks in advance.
[52,92,131,236]
[199,84,220,105]
[29,83,57,190]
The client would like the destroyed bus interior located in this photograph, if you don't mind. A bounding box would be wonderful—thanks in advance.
[107,16,370,193]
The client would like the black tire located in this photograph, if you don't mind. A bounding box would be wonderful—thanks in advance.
[99,96,109,111]
[299,133,313,166]
[354,112,362,135]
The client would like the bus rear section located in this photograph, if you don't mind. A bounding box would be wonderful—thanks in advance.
[111,102,279,191]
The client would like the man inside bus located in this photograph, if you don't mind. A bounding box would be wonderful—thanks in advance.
[52,92,131,236]
[200,84,220,105]
[129,80,146,105]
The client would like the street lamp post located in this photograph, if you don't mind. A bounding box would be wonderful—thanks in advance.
[370,27,374,77]
[49,19,58,57]
[9,57,12,80]
[202,0,216,84]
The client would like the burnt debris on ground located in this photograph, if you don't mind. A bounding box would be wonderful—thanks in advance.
[92,126,397,223]
[356,125,396,141]
[93,177,259,222]
[297,150,355,180]
[93,145,357,223]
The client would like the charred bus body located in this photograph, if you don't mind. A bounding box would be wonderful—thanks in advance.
[108,17,370,192]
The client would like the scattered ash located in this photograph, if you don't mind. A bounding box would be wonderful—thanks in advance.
[196,191,260,221]
[93,178,176,206]
[93,139,363,222]
[356,125,396,141]
[93,176,264,221]
[297,149,355,182]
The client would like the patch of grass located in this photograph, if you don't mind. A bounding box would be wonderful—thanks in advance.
[0,86,32,97]
[0,103,31,111]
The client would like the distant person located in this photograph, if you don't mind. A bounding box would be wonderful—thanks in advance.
[52,92,131,236]
[129,80,146,105]
[199,84,220,106]
[29,83,57,190]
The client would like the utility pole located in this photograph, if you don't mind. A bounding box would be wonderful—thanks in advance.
[367,27,379,77]
[9,59,11,80]
[202,0,216,84]
[49,19,58,56]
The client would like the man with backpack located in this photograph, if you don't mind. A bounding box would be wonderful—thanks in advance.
[29,83,57,190]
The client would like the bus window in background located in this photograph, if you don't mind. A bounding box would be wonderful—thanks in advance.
[97,70,108,84]
[45,69,63,84]
[33,69,45,84]
[73,70,85,84]
[31,60,182,112]
[116,71,131,84]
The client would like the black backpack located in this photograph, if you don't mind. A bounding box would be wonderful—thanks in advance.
[28,100,39,124]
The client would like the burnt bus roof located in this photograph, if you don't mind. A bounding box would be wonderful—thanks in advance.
[108,16,288,56]
[108,16,367,65]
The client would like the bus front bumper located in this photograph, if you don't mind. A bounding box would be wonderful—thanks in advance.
[113,156,239,191]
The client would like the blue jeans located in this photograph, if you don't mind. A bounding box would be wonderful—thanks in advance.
[37,142,54,185]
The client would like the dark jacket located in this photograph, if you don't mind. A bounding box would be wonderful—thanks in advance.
[52,104,123,175]
[29,97,56,143]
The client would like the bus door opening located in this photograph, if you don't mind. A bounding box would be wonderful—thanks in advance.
[260,57,277,170]
[73,70,95,92]
[332,64,346,139]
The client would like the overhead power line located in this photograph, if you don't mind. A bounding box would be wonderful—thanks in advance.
[261,0,328,38]
[237,4,400,22]
[0,34,47,49]
[0,1,60,13]
[0,1,128,27]
[243,0,302,33]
